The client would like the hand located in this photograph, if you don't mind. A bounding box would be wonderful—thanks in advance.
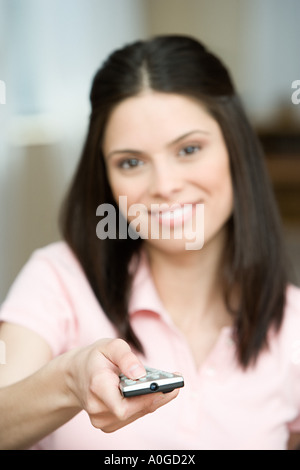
[65,338,179,432]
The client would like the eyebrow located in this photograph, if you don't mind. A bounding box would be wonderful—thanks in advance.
[170,129,210,145]
[105,129,210,159]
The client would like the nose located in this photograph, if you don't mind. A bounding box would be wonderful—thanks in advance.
[149,161,183,199]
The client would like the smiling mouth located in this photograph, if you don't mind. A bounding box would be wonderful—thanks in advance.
[149,202,199,227]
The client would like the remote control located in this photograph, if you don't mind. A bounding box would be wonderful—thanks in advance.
[119,366,184,397]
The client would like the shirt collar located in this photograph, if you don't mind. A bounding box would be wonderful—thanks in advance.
[128,252,168,319]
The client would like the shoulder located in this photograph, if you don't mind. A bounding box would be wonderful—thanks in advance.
[2,241,88,313]
[30,241,80,269]
[279,285,300,421]
[286,284,300,308]
[23,241,85,284]
[271,284,300,359]
[0,241,101,356]
[283,284,300,327]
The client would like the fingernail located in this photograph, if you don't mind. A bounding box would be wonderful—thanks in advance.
[129,364,146,379]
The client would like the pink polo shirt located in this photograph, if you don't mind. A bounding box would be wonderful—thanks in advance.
[1,241,300,450]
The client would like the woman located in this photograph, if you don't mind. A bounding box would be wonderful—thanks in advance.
[1,35,300,450]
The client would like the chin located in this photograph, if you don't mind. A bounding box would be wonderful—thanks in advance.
[143,236,205,254]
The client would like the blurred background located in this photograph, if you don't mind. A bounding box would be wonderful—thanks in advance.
[0,0,299,302]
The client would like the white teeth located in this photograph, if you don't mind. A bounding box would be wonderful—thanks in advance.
[153,204,193,221]
[162,206,188,220]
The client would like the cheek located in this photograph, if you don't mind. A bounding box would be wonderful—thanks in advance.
[196,151,233,213]
[209,168,233,223]
[106,168,128,200]
[193,150,232,194]
[218,157,233,202]
[212,163,232,197]
[107,172,146,212]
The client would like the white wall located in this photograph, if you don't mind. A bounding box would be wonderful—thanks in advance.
[0,0,149,302]
[1,0,299,302]
[146,0,300,127]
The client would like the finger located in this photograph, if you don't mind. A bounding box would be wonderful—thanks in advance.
[129,388,180,415]
[101,388,180,433]
[89,366,125,415]
[115,386,179,425]
[99,338,146,380]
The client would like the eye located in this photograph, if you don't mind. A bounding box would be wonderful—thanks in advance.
[118,157,144,170]
[178,144,201,157]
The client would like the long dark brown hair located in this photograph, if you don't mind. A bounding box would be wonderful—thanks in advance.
[60,35,288,368]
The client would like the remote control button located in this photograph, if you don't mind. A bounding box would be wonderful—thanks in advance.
[148,373,160,379]
[161,371,173,378]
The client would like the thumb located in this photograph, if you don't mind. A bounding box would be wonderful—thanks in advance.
[99,338,146,380]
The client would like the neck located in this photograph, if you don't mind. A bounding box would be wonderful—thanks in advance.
[144,228,230,328]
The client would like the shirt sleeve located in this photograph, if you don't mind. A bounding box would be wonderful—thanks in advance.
[0,244,77,357]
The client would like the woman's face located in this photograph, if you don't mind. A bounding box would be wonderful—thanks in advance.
[102,91,233,254]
